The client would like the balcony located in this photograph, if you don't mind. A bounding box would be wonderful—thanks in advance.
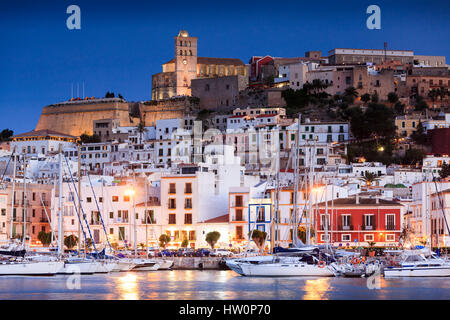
[168,188,176,194]
[231,216,245,222]
[385,224,396,231]
[184,204,192,209]
[90,220,102,225]
[338,224,354,231]
[114,218,129,224]
[168,205,176,210]
[39,217,48,223]
[362,223,376,231]
[142,219,156,225]
[184,189,192,195]
[319,225,331,231]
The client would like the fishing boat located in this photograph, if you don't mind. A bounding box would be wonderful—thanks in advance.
[384,251,450,277]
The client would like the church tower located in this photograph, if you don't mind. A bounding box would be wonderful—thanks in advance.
[174,30,198,96]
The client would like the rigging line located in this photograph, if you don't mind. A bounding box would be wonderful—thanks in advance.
[63,156,99,255]
[0,151,13,184]
[431,172,450,236]
[86,172,112,252]
[64,173,90,251]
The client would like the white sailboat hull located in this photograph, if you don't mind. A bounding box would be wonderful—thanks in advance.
[232,262,335,277]
[384,265,450,277]
[0,261,64,276]
[94,261,117,273]
[111,260,136,272]
[57,261,99,274]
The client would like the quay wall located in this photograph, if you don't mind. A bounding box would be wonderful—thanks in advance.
[155,257,226,270]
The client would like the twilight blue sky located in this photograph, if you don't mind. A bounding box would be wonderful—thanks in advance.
[0,0,449,133]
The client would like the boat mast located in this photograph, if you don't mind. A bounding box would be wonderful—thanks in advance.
[133,169,137,258]
[9,148,16,240]
[22,154,27,247]
[77,145,81,253]
[292,114,301,247]
[58,146,64,257]
[145,176,149,257]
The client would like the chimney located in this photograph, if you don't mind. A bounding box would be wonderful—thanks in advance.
[356,193,359,204]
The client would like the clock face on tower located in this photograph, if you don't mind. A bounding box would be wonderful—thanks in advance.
[183,59,187,65]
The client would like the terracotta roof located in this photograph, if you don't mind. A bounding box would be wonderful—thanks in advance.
[12,129,77,139]
[317,197,403,207]
[203,214,229,223]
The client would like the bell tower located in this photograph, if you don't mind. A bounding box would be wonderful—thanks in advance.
[175,30,198,96]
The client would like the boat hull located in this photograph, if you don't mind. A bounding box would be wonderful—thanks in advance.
[384,266,450,277]
[0,261,64,276]
[57,261,99,275]
[234,262,335,277]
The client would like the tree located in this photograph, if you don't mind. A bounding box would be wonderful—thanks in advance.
[387,92,399,104]
[205,231,221,249]
[37,231,52,246]
[85,238,94,251]
[343,87,358,104]
[403,148,425,165]
[428,89,439,105]
[79,133,101,144]
[361,93,371,104]
[371,92,379,103]
[0,129,13,141]
[118,93,124,100]
[250,229,267,253]
[136,121,147,144]
[414,96,428,111]
[181,239,189,248]
[105,91,115,98]
[410,121,427,145]
[440,162,450,179]
[159,234,171,249]
[394,101,405,115]
[360,172,379,187]
[64,234,78,250]
[297,226,315,244]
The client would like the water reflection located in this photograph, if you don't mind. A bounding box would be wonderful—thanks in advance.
[117,273,139,300]
[302,278,331,300]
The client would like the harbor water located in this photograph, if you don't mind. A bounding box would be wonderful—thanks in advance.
[0,270,448,300]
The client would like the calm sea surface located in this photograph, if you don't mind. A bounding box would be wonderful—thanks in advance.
[0,270,448,300]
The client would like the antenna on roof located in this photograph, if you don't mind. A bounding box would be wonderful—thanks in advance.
[77,83,79,98]
[71,83,73,99]
[82,81,85,98]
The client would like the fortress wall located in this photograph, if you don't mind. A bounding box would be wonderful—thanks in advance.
[35,101,136,137]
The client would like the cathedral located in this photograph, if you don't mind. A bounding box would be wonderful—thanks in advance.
[151,30,248,101]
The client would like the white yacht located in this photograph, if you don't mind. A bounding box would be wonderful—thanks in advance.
[384,252,450,277]
[228,256,337,277]
[0,260,64,276]
[130,258,160,271]
[57,257,100,275]
[157,259,174,270]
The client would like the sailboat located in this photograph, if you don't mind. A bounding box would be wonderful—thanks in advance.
[0,152,64,276]
[228,116,338,277]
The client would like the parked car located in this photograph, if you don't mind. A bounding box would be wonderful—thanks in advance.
[210,249,233,257]
[195,248,211,257]
[177,248,195,257]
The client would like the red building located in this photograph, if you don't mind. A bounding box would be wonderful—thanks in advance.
[430,128,450,155]
[314,196,403,247]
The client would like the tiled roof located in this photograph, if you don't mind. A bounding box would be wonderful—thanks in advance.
[12,129,77,139]
[203,214,229,223]
[317,197,403,207]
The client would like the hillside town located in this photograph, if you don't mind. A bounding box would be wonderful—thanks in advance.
[0,30,449,255]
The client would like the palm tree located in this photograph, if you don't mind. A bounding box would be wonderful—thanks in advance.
[360,172,380,187]
[136,121,147,144]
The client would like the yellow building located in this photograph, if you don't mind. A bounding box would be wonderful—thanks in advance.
[395,115,422,137]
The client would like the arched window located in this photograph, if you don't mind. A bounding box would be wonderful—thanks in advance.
[189,50,192,56]
[184,41,187,46]
[180,50,183,56]
[184,50,187,56]
[180,41,182,46]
